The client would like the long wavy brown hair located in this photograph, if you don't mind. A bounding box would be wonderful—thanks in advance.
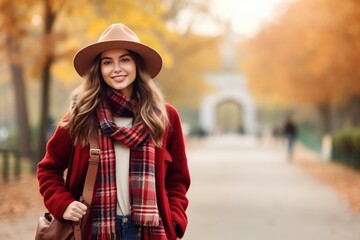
[61,50,169,147]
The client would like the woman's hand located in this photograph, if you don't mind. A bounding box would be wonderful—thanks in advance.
[62,201,87,222]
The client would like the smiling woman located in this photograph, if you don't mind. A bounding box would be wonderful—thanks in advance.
[37,23,190,240]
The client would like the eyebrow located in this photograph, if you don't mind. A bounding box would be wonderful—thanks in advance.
[101,53,131,61]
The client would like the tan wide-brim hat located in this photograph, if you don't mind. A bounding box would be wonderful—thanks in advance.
[73,23,162,78]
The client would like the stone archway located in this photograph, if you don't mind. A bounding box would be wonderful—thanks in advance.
[199,89,257,135]
[198,27,257,135]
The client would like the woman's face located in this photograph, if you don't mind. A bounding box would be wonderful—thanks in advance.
[100,49,137,98]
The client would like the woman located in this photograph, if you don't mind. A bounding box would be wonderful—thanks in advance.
[37,23,190,240]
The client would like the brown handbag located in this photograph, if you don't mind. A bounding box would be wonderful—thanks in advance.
[35,138,100,240]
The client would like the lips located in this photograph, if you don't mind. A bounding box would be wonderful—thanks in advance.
[112,75,126,81]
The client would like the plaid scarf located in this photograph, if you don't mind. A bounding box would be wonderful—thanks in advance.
[92,89,166,239]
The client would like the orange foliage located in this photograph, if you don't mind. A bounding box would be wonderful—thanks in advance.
[240,0,360,107]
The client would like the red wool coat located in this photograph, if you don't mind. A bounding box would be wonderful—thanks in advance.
[37,104,190,240]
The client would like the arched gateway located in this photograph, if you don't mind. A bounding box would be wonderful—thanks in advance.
[199,73,257,135]
[198,27,257,135]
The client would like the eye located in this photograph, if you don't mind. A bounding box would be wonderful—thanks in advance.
[120,57,131,63]
[102,60,113,65]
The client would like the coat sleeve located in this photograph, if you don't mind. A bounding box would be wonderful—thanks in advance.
[37,123,77,221]
[165,104,191,238]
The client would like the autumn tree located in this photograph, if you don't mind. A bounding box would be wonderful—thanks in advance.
[240,0,360,134]
[36,0,67,159]
[0,0,33,157]
[0,0,108,160]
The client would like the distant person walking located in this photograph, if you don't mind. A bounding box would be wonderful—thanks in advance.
[283,116,297,161]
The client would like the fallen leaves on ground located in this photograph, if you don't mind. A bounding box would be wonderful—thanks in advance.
[296,149,360,214]
[0,174,45,217]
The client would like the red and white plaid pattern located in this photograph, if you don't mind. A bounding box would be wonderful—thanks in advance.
[91,89,166,239]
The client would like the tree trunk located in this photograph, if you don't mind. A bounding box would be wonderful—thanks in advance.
[6,37,32,158]
[38,0,57,161]
[3,1,32,158]
[38,57,53,160]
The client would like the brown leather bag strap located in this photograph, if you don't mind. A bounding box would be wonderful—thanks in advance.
[74,224,81,240]
[71,137,100,240]
[82,137,100,204]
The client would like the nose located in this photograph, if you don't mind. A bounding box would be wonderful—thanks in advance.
[114,62,122,73]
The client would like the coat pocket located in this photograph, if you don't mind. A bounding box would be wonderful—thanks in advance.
[164,149,173,163]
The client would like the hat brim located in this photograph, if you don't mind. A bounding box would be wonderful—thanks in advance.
[73,40,162,78]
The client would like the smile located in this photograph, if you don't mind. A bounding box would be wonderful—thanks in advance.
[112,75,126,81]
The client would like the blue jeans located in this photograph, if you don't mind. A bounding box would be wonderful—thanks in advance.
[286,135,295,160]
[116,215,138,240]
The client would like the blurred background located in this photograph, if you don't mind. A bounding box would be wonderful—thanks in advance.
[1,0,360,238]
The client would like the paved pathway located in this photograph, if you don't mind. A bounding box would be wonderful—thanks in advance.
[185,135,360,240]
